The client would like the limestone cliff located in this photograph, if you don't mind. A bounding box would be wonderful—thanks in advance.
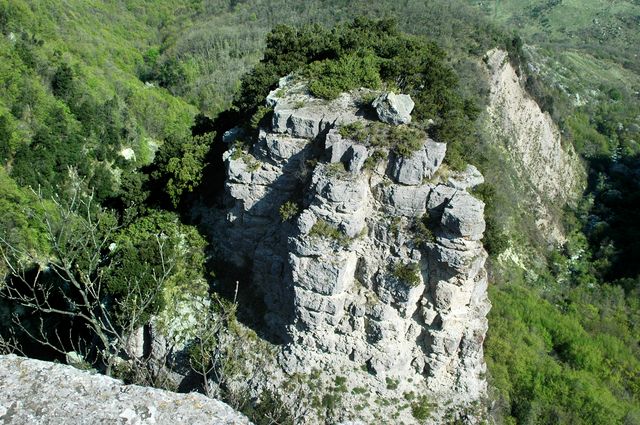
[0,354,251,425]
[208,76,491,423]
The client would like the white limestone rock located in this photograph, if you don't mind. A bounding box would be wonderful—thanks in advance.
[212,81,491,423]
[441,192,486,240]
[447,164,485,190]
[389,139,446,185]
[372,92,415,125]
[379,184,431,216]
[0,355,251,425]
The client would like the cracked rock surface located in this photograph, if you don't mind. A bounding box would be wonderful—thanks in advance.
[0,355,251,425]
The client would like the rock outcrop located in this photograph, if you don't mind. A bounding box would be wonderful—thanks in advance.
[0,354,251,425]
[207,77,490,422]
[372,92,415,125]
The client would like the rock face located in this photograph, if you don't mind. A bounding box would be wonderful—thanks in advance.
[0,354,251,425]
[372,91,415,125]
[209,77,490,422]
[485,49,583,243]
[389,139,447,185]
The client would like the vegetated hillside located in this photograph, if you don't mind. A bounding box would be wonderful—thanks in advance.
[0,0,217,374]
[0,0,215,250]
[468,1,640,423]
[471,0,640,72]
[0,0,638,424]
[146,0,504,116]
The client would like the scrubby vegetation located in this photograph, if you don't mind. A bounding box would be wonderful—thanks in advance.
[1,0,639,423]
[279,201,299,222]
[233,17,479,166]
[309,219,351,248]
[339,121,428,159]
[391,262,421,287]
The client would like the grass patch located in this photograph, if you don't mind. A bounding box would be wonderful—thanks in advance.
[310,219,351,247]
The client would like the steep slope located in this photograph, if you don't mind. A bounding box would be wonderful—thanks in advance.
[485,48,584,243]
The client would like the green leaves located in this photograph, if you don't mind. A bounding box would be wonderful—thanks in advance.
[104,211,207,326]
[151,132,213,208]
[486,283,640,424]
[165,133,211,207]
[307,53,381,100]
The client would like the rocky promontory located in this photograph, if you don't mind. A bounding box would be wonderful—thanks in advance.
[204,75,491,423]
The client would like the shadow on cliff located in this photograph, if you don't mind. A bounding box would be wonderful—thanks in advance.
[580,153,640,287]
[190,115,323,345]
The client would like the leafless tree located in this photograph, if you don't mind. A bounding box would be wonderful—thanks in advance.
[188,284,240,399]
[0,327,24,356]
[0,179,172,378]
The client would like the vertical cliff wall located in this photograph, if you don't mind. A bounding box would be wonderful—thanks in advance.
[206,76,491,423]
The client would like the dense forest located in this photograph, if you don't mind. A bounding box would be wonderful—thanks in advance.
[1,0,639,423]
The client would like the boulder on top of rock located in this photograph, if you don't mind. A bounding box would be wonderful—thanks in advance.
[389,139,446,185]
[440,192,485,240]
[372,92,415,125]
[447,164,484,190]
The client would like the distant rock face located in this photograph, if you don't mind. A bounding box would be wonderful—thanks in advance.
[0,355,251,425]
[485,49,583,243]
[372,92,415,125]
[208,77,490,423]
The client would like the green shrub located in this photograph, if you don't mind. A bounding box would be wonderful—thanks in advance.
[390,126,425,157]
[392,262,421,287]
[279,201,299,222]
[235,18,477,155]
[363,149,387,171]
[411,395,432,420]
[244,389,294,425]
[104,211,207,326]
[412,213,436,247]
[307,53,381,100]
[339,121,367,142]
[250,105,273,131]
[325,162,348,177]
[386,377,399,390]
[472,183,508,255]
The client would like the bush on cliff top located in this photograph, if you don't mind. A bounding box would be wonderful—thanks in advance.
[234,18,477,154]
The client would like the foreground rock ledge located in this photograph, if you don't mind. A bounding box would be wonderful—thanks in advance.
[0,355,251,425]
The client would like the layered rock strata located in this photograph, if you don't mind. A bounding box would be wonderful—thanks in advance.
[214,77,490,420]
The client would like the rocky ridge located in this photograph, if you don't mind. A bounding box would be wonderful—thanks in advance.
[211,76,491,422]
[0,354,251,425]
